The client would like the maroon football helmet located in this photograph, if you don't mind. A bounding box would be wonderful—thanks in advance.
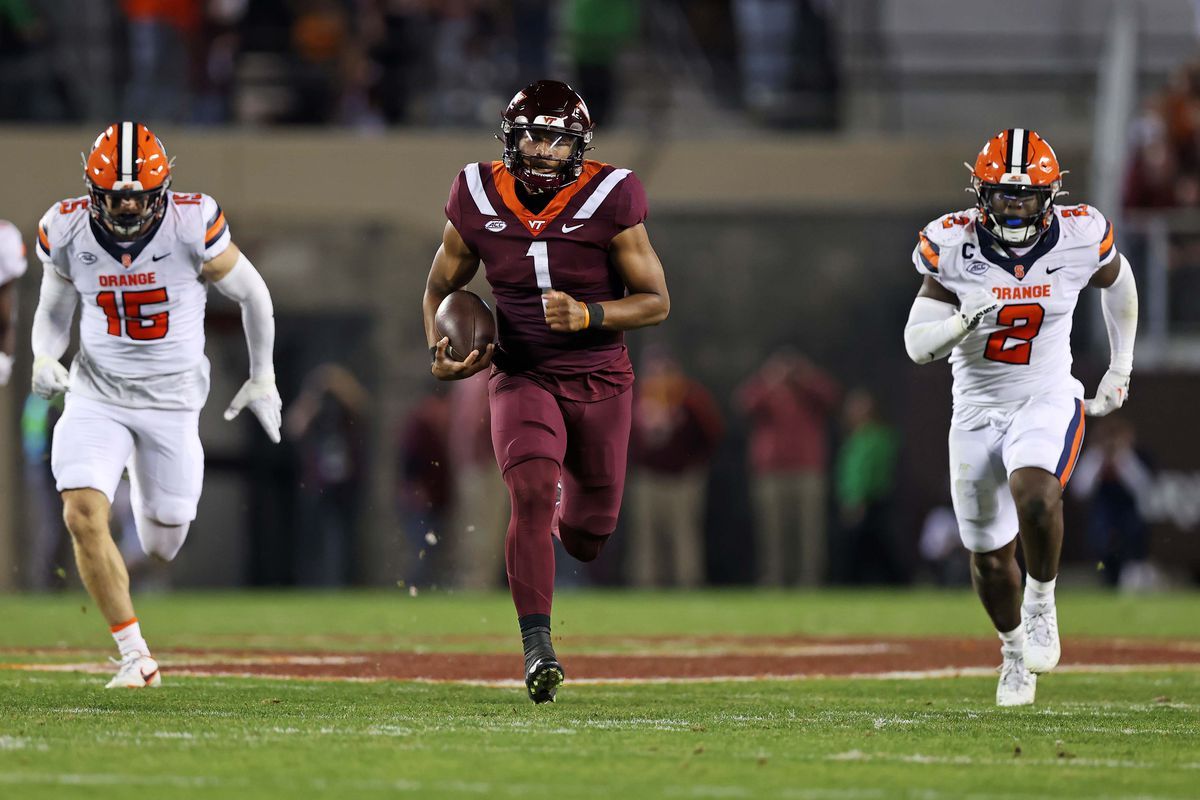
[499,80,594,191]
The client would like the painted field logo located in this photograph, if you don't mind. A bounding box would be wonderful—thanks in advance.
[966,261,989,275]
[78,252,98,265]
[485,220,506,233]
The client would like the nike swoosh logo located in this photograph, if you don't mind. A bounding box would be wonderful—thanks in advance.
[562,224,584,233]
[1046,265,1067,274]
[151,253,169,262]
[141,668,159,683]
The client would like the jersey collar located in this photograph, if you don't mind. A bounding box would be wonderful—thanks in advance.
[89,214,165,268]
[976,216,1060,280]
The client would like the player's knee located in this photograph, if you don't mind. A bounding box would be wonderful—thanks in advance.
[1012,484,1060,527]
[558,518,614,563]
[137,516,190,562]
[971,548,1012,580]
[62,492,110,540]
[505,459,559,512]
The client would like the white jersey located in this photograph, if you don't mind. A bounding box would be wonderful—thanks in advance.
[912,205,1115,423]
[36,192,232,410]
[0,219,27,285]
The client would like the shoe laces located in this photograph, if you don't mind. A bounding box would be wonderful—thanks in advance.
[999,650,1032,690]
[1024,602,1057,647]
[109,651,149,669]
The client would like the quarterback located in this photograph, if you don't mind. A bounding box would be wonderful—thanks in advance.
[423,81,670,703]
[31,122,282,687]
[904,129,1138,705]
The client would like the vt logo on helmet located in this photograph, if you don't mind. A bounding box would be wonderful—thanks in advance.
[968,128,1063,247]
[84,122,173,241]
[498,80,594,192]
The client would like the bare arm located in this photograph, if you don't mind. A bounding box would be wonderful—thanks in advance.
[543,223,670,332]
[917,274,959,304]
[423,221,493,380]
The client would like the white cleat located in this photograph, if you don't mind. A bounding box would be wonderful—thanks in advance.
[105,652,162,689]
[996,647,1037,706]
[1022,601,1061,674]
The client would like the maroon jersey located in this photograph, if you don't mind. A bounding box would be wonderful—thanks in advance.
[445,160,648,400]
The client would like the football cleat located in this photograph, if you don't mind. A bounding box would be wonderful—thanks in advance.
[105,652,162,689]
[1022,600,1061,674]
[996,646,1037,706]
[522,627,564,704]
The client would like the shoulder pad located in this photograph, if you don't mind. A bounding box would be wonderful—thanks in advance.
[1055,203,1108,246]
[921,209,976,248]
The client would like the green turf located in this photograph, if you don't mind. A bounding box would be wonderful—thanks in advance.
[1,590,1198,799]
[1,588,1198,652]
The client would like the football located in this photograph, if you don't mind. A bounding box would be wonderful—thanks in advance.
[435,290,497,361]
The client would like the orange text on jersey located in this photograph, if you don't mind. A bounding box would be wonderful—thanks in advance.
[992,284,1051,301]
[99,272,157,288]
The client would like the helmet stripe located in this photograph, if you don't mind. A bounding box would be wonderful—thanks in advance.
[1009,127,1026,174]
[120,121,135,182]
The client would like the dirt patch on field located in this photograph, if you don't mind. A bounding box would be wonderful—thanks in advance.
[133,636,1200,682]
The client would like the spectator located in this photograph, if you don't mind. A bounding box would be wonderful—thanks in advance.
[1069,417,1163,591]
[284,363,370,585]
[627,347,723,588]
[732,0,797,118]
[832,388,904,584]
[395,384,452,587]
[737,349,840,586]
[447,369,508,590]
[565,0,637,126]
[918,500,968,586]
[122,0,201,123]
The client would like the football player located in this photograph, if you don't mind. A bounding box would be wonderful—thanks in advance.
[0,219,27,387]
[423,80,670,703]
[30,122,282,688]
[904,129,1138,706]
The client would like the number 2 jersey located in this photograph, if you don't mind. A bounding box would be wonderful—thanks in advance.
[36,192,231,410]
[445,160,648,400]
[912,205,1116,420]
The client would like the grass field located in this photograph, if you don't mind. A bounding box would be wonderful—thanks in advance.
[1,589,1198,799]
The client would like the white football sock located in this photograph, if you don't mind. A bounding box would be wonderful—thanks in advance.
[1024,575,1057,605]
[111,618,150,658]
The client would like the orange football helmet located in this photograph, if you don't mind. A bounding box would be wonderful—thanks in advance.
[83,122,173,240]
[969,128,1063,246]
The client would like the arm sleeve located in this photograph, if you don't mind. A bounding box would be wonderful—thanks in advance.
[211,252,275,379]
[31,263,78,359]
[904,296,967,364]
[200,195,232,262]
[445,170,465,227]
[1100,253,1137,374]
[615,172,649,229]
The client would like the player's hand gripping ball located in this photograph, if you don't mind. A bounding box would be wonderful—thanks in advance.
[432,290,496,380]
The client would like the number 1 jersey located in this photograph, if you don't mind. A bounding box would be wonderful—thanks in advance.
[36,192,231,410]
[445,160,648,399]
[912,205,1115,418]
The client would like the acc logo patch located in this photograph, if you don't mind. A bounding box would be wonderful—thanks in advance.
[966,261,989,275]
[78,252,98,265]
[485,220,506,233]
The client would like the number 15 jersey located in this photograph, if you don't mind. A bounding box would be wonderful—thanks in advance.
[912,205,1116,417]
[445,160,648,400]
[36,192,231,410]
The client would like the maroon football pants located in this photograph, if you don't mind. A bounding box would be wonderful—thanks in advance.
[489,372,633,618]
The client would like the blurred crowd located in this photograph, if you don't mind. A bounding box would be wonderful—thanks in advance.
[18,344,1176,592]
[1125,58,1200,209]
[0,0,839,130]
